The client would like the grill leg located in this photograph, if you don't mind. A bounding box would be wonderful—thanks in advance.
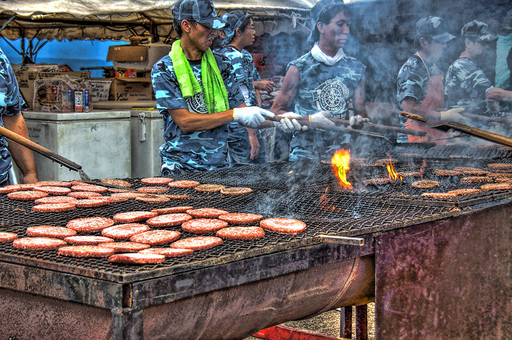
[339,306,352,338]
[356,304,368,340]
[112,308,143,340]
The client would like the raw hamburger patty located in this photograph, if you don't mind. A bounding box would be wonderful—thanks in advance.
[67,217,115,233]
[64,235,114,245]
[68,191,103,199]
[109,192,146,201]
[481,182,512,191]
[130,230,181,246]
[13,237,67,251]
[194,184,225,192]
[487,163,512,170]
[260,218,307,234]
[99,242,151,252]
[216,226,265,240]
[168,180,200,188]
[218,213,263,225]
[220,187,254,195]
[0,184,22,194]
[35,180,72,187]
[58,245,115,258]
[170,236,223,251]
[108,253,166,264]
[139,248,194,257]
[152,206,194,214]
[74,197,111,208]
[433,169,463,176]
[0,232,18,242]
[165,194,190,199]
[113,211,158,223]
[26,226,77,239]
[146,213,192,227]
[71,184,109,193]
[135,195,170,204]
[32,203,76,213]
[7,190,48,201]
[186,208,229,218]
[136,186,169,194]
[411,180,440,189]
[34,196,77,204]
[100,178,132,187]
[34,186,72,195]
[420,192,457,199]
[181,219,228,234]
[101,224,150,240]
[141,177,174,185]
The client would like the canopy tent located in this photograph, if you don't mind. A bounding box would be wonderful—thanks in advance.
[0,0,316,42]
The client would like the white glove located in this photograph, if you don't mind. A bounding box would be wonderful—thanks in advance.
[233,107,275,128]
[309,111,335,126]
[273,112,304,133]
[349,115,370,128]
[439,108,468,123]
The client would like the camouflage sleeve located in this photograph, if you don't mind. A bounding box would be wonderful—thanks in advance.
[397,56,428,109]
[0,49,23,116]
[151,56,189,111]
[215,54,245,109]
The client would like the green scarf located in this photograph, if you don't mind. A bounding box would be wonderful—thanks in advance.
[169,40,229,113]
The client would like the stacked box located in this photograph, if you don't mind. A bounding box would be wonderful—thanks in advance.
[32,75,93,112]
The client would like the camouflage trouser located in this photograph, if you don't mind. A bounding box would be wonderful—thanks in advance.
[160,162,184,177]
[228,125,267,166]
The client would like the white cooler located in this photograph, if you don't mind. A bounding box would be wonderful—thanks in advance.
[23,110,131,181]
[130,109,164,178]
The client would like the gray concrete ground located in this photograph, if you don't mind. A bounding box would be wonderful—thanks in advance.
[245,303,375,340]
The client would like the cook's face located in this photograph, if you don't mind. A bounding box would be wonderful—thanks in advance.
[472,40,489,61]
[322,11,350,49]
[241,18,256,48]
[191,22,219,51]
[428,40,447,62]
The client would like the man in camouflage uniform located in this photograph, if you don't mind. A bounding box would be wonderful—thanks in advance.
[0,48,38,186]
[151,0,274,175]
[397,16,467,144]
[271,0,368,161]
[215,10,275,165]
[445,20,512,119]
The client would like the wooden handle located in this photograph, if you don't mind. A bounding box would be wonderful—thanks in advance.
[440,122,512,148]
[0,125,83,171]
[400,111,427,122]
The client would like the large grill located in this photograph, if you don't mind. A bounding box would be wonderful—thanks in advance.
[1,142,511,339]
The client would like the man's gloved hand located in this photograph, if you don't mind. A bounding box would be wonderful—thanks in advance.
[439,108,469,123]
[349,115,370,129]
[273,112,304,133]
[233,107,275,128]
[309,111,335,126]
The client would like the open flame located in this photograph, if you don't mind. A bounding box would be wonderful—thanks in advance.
[331,149,353,189]
[385,154,402,181]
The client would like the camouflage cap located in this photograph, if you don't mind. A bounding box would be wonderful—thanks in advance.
[461,20,497,43]
[172,0,227,30]
[308,0,346,42]
[416,16,455,43]
[221,10,249,45]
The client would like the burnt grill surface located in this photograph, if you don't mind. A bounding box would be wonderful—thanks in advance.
[0,143,511,282]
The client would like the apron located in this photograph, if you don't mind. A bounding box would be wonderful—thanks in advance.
[406,66,451,144]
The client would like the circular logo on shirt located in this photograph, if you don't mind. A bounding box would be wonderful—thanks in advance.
[312,80,349,116]
[187,93,208,113]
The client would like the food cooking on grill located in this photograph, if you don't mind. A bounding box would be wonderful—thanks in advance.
[186,208,230,218]
[452,167,489,176]
[58,245,115,258]
[99,242,151,253]
[35,180,72,187]
[68,191,103,199]
[218,213,263,225]
[216,226,265,240]
[8,190,48,201]
[140,177,174,185]
[108,192,146,201]
[194,184,225,192]
[397,171,422,178]
[139,248,194,258]
[66,217,115,233]
[101,224,150,240]
[363,178,391,186]
[220,187,254,195]
[32,202,76,212]
[151,206,194,214]
[26,226,77,239]
[460,176,492,183]
[411,180,440,189]
[108,253,166,264]
[130,230,181,246]
[71,184,109,193]
[487,163,512,170]
[374,158,397,166]
[420,192,457,199]
[13,237,67,251]
[136,186,169,194]
[181,219,229,234]
[170,236,224,251]
[100,178,132,188]
[33,186,72,195]
[260,218,307,234]
[0,184,23,194]
[433,169,463,176]
[168,180,200,188]
[64,235,115,245]
[74,197,111,208]
[34,196,77,204]
[480,182,512,191]
[113,211,158,223]
[146,213,193,227]
[135,195,171,203]
[0,232,18,242]
[165,194,190,199]
[446,188,482,196]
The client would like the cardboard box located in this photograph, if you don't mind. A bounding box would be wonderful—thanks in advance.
[15,70,90,109]
[109,77,153,101]
[106,43,171,71]
[32,76,93,113]
[90,78,112,102]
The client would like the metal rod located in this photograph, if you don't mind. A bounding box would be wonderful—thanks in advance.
[318,235,364,246]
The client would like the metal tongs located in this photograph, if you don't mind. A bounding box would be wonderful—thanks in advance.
[400,111,512,147]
